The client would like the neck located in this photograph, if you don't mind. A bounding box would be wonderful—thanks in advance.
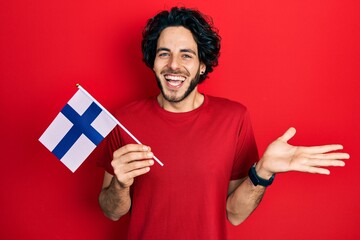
[157,89,204,113]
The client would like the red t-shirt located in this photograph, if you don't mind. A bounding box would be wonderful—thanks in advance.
[100,95,259,240]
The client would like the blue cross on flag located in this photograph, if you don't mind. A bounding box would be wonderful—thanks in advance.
[39,86,117,172]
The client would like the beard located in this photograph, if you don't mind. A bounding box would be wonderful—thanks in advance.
[155,69,201,103]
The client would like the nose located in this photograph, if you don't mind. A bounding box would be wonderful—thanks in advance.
[168,55,180,70]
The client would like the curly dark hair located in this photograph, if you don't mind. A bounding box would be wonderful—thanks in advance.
[141,7,221,83]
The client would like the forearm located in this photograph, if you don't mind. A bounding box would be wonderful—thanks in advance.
[226,177,266,226]
[99,176,131,221]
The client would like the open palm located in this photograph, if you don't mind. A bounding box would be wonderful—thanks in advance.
[260,128,349,175]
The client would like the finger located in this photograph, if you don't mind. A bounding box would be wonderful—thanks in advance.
[116,166,151,187]
[306,167,331,175]
[301,144,344,154]
[301,159,346,167]
[278,127,296,142]
[126,166,152,179]
[121,159,155,173]
[113,144,151,159]
[293,164,331,175]
[123,151,154,164]
[309,152,350,160]
[112,151,154,170]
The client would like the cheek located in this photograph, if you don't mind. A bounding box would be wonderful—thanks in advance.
[186,64,200,74]
[153,62,161,72]
[153,58,167,72]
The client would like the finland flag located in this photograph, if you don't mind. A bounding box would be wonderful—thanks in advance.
[39,85,117,172]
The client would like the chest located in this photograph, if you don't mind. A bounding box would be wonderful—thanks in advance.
[121,114,240,190]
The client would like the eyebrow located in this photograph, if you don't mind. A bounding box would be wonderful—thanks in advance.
[156,47,197,56]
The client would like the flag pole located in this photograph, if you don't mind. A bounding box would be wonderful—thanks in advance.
[76,84,164,167]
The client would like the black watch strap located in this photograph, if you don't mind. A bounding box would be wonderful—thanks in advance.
[248,163,275,187]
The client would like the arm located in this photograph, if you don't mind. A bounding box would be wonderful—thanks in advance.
[99,171,131,220]
[226,127,350,226]
[226,177,266,225]
[98,144,154,221]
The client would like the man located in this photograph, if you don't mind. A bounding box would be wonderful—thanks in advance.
[98,7,349,240]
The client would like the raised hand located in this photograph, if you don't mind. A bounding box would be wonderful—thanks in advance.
[111,144,155,188]
[256,127,350,178]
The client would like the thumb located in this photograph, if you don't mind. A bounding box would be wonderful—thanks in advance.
[278,127,296,142]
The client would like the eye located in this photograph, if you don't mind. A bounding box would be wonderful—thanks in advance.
[158,52,170,57]
[182,54,192,59]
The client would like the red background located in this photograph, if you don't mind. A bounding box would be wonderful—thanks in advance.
[1,0,359,239]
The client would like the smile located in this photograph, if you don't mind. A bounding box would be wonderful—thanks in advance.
[164,74,186,87]
[164,74,186,81]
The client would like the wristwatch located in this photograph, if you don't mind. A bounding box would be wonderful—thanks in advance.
[248,163,275,187]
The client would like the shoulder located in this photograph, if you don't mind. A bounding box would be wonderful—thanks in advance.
[115,97,156,118]
[206,95,248,114]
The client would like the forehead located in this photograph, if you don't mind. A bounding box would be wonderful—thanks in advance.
[157,26,198,52]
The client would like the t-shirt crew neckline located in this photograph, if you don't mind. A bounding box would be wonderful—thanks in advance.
[152,94,209,120]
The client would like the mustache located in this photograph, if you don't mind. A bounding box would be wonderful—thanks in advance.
[160,68,190,76]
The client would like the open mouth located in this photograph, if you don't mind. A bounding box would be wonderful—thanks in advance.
[164,74,186,87]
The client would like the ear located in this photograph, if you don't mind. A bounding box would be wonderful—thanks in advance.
[200,63,206,74]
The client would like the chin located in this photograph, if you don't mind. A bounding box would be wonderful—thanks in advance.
[163,93,186,103]
[156,74,199,103]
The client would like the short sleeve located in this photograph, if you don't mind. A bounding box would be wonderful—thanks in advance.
[97,126,123,175]
[231,110,259,180]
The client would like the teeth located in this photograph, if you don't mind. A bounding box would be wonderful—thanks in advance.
[165,75,186,81]
[168,81,182,86]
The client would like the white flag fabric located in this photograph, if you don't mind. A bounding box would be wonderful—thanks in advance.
[39,87,117,172]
